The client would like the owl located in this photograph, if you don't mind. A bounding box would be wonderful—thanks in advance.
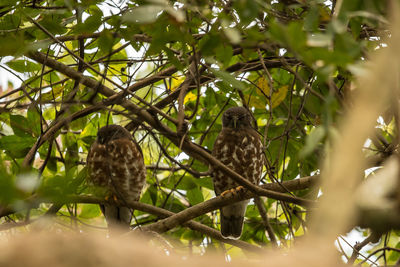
[212,107,265,239]
[87,125,146,234]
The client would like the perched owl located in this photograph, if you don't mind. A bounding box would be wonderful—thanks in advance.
[87,125,146,234]
[212,107,265,239]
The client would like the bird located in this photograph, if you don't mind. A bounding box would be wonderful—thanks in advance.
[212,106,265,239]
[86,124,146,234]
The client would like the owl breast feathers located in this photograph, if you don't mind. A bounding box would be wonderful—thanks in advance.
[212,107,265,239]
[87,125,146,233]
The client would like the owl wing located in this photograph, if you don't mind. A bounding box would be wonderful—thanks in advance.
[105,138,146,204]
[87,140,109,188]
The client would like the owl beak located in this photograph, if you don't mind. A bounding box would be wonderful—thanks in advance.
[98,136,105,144]
[233,116,238,129]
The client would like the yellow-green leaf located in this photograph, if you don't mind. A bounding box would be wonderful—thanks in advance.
[244,94,266,110]
[271,85,288,108]
[257,77,288,108]
[184,92,197,104]
[169,76,185,92]
[39,85,65,102]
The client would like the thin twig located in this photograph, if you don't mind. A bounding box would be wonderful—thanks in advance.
[254,196,278,247]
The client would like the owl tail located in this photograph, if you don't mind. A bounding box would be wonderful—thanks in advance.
[220,200,249,239]
[100,204,132,236]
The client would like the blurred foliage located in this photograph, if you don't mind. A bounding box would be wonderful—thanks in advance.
[0,0,396,264]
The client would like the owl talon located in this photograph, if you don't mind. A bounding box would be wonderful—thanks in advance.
[105,194,119,203]
[235,186,244,192]
[220,186,245,197]
[220,189,234,197]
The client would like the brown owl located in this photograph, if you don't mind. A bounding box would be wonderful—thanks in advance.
[86,125,146,234]
[212,107,265,239]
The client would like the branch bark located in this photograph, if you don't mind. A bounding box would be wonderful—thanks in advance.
[50,195,265,252]
[139,177,317,234]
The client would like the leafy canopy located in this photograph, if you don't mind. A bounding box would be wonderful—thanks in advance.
[0,0,395,264]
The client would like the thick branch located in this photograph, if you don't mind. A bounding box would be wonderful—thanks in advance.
[51,195,263,252]
[139,181,315,234]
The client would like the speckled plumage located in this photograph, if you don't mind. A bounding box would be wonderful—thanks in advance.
[212,107,264,239]
[87,125,146,234]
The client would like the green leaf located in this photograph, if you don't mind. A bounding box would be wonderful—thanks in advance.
[0,14,21,30]
[304,5,320,32]
[0,162,18,204]
[233,0,259,24]
[211,69,247,90]
[10,114,30,136]
[299,126,326,158]
[64,133,79,171]
[305,93,324,115]
[268,20,307,59]
[122,5,164,24]
[47,157,58,173]
[38,142,57,172]
[80,204,101,219]
[192,177,213,190]
[68,105,87,130]
[27,106,42,137]
[176,176,196,190]
[388,242,400,261]
[0,135,36,158]
[0,32,26,56]
[215,44,233,67]
[181,228,203,242]
[6,59,42,73]
[187,186,204,205]
[37,175,70,200]
[141,184,158,205]
[39,13,68,35]
[198,33,221,56]
[98,29,115,53]
[74,9,102,34]
[67,167,87,194]
[0,0,17,6]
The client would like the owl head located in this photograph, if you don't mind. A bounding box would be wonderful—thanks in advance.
[97,125,131,144]
[222,107,252,129]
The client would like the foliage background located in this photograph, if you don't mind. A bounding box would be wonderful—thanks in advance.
[0,0,397,264]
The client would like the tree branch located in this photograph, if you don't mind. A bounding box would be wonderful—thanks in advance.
[47,195,264,252]
[254,196,278,247]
